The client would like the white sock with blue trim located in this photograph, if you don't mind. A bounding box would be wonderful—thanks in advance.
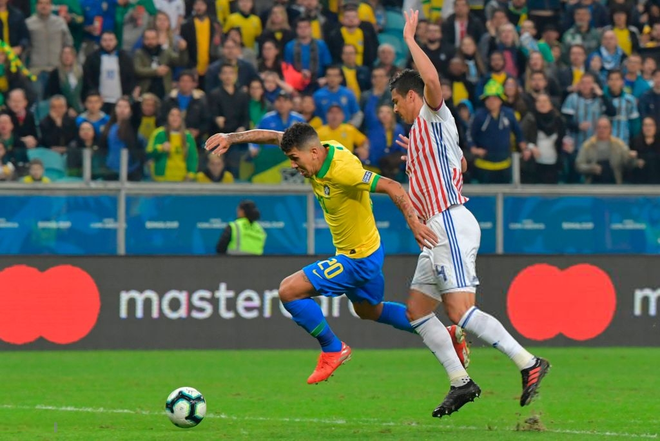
[411,313,470,387]
[459,306,535,370]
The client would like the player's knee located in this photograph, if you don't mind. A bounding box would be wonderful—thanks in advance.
[278,276,297,303]
[352,303,380,321]
[405,299,429,321]
[445,304,469,325]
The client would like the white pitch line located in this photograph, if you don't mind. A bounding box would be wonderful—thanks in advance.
[0,404,656,439]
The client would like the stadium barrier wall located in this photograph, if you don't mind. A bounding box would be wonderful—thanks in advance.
[0,255,657,350]
[1,183,660,255]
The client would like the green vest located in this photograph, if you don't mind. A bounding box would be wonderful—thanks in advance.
[227,218,267,255]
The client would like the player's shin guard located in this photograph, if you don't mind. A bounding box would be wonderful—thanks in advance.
[376,302,415,333]
[411,313,470,387]
[459,306,535,370]
[283,299,342,352]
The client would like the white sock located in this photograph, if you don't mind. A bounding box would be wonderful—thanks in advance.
[411,313,470,387]
[459,307,536,370]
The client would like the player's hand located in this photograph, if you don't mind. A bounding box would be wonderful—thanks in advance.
[205,133,232,155]
[403,9,419,43]
[411,222,439,250]
[396,134,409,161]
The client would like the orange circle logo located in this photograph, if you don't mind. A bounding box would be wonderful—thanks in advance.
[0,265,101,345]
[507,264,616,341]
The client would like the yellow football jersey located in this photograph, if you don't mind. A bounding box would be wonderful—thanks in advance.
[311,141,381,258]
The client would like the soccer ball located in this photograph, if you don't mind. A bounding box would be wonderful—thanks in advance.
[165,386,207,428]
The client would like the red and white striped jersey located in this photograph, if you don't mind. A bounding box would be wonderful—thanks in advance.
[406,100,468,221]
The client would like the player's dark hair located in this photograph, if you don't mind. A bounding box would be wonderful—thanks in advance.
[389,69,424,98]
[607,69,624,80]
[239,200,261,223]
[280,122,318,153]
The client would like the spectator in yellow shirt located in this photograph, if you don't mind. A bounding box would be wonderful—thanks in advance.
[223,0,262,50]
[196,152,235,183]
[22,158,51,183]
[316,104,369,162]
[147,107,199,182]
[299,95,323,129]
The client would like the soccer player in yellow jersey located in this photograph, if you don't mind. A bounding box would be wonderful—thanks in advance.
[205,123,448,384]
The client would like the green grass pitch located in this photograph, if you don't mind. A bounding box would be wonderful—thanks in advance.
[1,348,658,440]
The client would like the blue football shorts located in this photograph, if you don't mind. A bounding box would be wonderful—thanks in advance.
[302,244,385,305]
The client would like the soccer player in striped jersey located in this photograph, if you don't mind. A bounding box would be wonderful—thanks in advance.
[390,10,550,418]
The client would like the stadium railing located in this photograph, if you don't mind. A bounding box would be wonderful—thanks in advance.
[3,150,660,255]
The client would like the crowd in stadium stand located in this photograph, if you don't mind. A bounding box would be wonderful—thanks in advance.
[0,0,659,185]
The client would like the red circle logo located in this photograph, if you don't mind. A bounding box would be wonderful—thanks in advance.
[507,264,616,341]
[0,265,101,345]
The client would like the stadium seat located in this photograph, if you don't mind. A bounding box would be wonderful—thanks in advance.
[55,176,84,183]
[27,147,67,181]
[377,33,410,68]
[33,99,50,123]
[383,9,405,35]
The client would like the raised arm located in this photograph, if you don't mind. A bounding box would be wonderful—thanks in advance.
[403,10,443,110]
[205,130,284,156]
[374,176,438,249]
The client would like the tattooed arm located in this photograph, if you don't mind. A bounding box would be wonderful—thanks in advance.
[375,177,438,249]
[204,130,284,156]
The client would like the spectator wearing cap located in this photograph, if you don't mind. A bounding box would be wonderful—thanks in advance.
[21,158,51,183]
[250,89,304,154]
[327,4,377,68]
[469,80,526,184]
[316,104,368,163]
[0,0,30,57]
[223,0,262,51]
[313,65,361,126]
[180,0,220,91]
[82,31,135,114]
[160,70,208,144]
[476,51,512,100]
[216,200,266,256]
